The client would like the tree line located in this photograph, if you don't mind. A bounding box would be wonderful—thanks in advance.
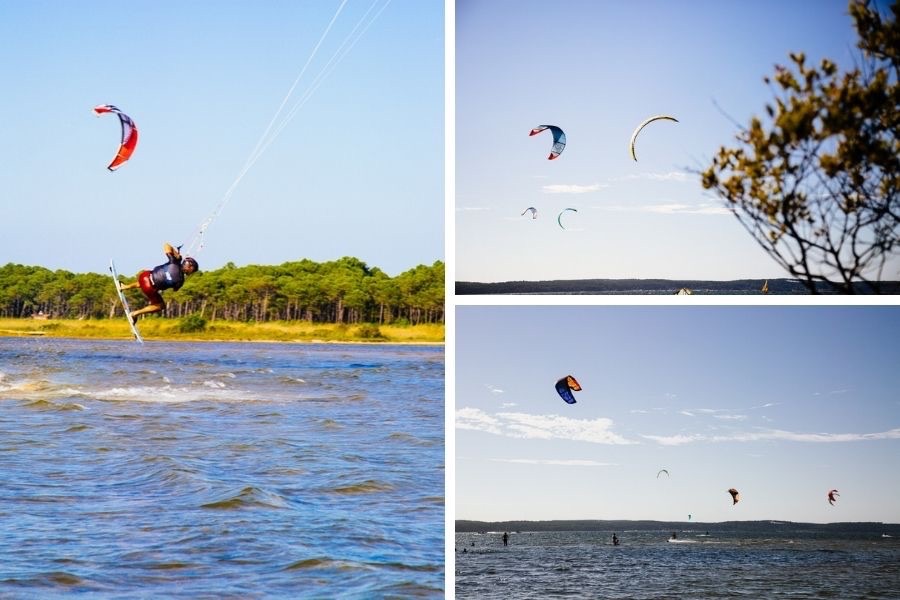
[0,257,444,325]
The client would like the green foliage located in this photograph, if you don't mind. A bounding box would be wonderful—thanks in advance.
[176,314,208,333]
[0,258,445,322]
[309,327,338,340]
[701,1,899,293]
[355,324,385,339]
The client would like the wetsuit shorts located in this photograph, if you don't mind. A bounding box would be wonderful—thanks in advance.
[137,270,165,307]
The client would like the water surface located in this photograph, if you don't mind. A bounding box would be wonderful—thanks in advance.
[0,337,444,597]
[456,528,900,598]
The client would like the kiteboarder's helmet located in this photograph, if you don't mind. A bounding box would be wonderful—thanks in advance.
[183,257,199,273]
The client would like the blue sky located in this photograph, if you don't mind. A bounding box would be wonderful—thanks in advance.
[455,0,899,282]
[0,0,443,276]
[456,306,900,523]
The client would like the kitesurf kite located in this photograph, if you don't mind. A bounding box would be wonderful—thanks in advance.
[728,488,740,505]
[657,469,670,479]
[93,104,138,171]
[521,207,537,219]
[529,125,566,160]
[828,489,840,506]
[555,375,582,404]
[557,208,577,230]
[629,115,678,161]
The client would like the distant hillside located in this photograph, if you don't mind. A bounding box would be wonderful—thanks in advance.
[456,519,900,535]
[456,278,900,295]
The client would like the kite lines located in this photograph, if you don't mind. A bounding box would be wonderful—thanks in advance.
[183,0,393,257]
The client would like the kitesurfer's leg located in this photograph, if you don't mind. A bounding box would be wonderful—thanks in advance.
[118,270,151,292]
[129,302,163,324]
[130,271,165,323]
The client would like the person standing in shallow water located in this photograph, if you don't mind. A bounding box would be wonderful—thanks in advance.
[502,532,509,546]
[612,533,619,546]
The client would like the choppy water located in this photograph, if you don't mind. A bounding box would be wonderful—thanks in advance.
[0,337,444,597]
[456,528,900,598]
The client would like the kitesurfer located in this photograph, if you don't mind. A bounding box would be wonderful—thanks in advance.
[117,242,198,324]
[612,533,619,546]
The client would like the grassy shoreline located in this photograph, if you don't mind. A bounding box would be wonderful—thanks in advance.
[0,318,444,345]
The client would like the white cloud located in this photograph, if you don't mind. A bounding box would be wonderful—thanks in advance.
[813,389,849,396]
[618,171,691,182]
[643,203,731,215]
[456,407,502,435]
[498,412,635,444]
[630,407,668,415]
[456,407,636,445]
[542,183,606,194]
[490,458,617,467]
[643,427,900,446]
[643,433,706,446]
[485,384,504,394]
[597,202,732,216]
[757,429,900,443]
[687,403,776,419]
[650,171,691,182]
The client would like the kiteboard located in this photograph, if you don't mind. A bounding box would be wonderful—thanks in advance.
[109,259,143,343]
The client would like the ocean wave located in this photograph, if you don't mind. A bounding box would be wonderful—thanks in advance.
[329,480,395,495]
[62,423,91,433]
[22,399,87,412]
[93,384,257,404]
[0,376,259,405]
[96,455,206,494]
[283,557,372,572]
[200,486,289,510]
[387,432,437,447]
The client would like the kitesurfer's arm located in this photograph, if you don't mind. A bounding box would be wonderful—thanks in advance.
[163,242,181,261]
